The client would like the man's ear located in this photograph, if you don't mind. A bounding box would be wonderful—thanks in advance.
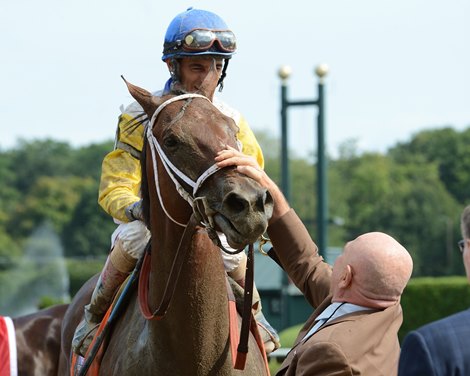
[338,265,353,289]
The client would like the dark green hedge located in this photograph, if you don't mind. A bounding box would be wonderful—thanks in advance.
[399,276,470,340]
[66,258,104,296]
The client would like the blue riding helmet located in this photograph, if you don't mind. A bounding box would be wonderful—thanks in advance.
[162,7,236,61]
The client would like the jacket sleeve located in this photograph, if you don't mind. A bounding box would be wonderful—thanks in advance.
[267,209,332,308]
[398,331,436,376]
[98,113,144,222]
[236,115,264,169]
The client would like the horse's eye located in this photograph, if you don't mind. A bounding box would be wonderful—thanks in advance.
[163,136,178,148]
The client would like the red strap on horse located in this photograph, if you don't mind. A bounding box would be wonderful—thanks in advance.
[226,278,240,366]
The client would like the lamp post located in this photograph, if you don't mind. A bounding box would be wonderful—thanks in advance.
[278,64,329,255]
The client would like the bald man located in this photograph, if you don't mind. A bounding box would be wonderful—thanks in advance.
[216,147,413,375]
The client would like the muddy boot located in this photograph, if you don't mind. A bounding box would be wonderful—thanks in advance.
[71,257,128,357]
[250,282,281,353]
[254,308,281,354]
[228,276,281,354]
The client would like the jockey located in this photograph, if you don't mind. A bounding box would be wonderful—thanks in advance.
[72,7,280,357]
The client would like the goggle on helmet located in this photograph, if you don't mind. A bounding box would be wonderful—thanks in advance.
[162,8,237,61]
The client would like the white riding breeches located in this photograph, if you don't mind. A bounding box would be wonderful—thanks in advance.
[110,221,243,273]
[111,220,151,261]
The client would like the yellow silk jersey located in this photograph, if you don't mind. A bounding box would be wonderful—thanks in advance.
[98,95,264,223]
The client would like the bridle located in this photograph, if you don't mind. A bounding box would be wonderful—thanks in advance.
[145,93,243,254]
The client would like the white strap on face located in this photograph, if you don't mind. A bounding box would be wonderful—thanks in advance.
[146,93,224,226]
[148,93,208,129]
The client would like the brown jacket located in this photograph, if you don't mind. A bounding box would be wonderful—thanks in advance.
[268,209,402,376]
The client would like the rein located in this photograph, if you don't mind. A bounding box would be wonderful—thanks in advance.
[138,214,199,320]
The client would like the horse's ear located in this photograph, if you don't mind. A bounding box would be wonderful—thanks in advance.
[121,75,160,118]
[196,67,219,99]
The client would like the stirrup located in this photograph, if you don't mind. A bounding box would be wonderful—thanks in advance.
[72,320,100,357]
[255,311,281,354]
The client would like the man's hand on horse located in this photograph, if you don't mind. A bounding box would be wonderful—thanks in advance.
[215,146,264,182]
[215,146,290,222]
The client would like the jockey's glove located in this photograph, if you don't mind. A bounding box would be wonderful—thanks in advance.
[125,199,144,222]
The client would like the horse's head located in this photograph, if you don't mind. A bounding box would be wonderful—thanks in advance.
[124,79,273,249]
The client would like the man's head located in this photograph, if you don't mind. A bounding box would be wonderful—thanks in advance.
[331,232,413,309]
[162,8,236,94]
[166,56,223,100]
[460,205,470,282]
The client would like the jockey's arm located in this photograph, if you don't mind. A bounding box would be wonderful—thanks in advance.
[98,113,144,223]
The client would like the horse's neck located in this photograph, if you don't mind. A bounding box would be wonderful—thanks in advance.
[148,220,233,373]
[150,222,228,321]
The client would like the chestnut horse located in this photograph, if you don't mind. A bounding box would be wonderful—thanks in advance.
[59,80,273,375]
[9,303,68,376]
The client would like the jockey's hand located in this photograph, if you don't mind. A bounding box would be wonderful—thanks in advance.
[125,199,144,222]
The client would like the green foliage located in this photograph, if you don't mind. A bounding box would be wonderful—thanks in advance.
[335,151,461,276]
[62,183,115,258]
[68,141,114,180]
[6,139,74,193]
[38,296,68,309]
[1,125,470,291]
[67,258,104,296]
[0,139,115,263]
[399,276,470,340]
[389,127,470,204]
[0,228,21,270]
[279,323,303,348]
[9,176,95,237]
[0,223,70,316]
[269,323,303,374]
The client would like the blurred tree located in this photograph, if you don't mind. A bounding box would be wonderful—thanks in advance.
[8,139,73,194]
[337,152,461,276]
[0,152,21,266]
[8,176,94,238]
[389,127,470,204]
[62,182,116,258]
[69,141,114,180]
[0,228,21,271]
[1,126,469,279]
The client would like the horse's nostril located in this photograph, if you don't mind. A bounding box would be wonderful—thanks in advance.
[224,192,248,214]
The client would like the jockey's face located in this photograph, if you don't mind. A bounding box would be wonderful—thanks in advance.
[171,56,223,100]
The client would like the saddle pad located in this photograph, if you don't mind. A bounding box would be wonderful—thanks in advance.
[0,316,17,376]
